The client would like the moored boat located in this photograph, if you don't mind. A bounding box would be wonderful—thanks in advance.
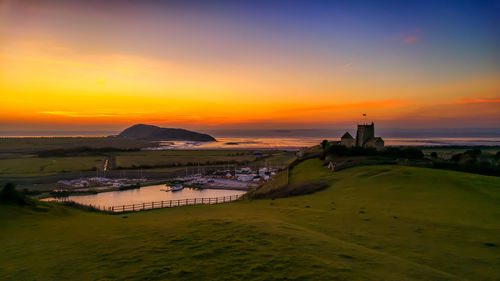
[170,184,183,191]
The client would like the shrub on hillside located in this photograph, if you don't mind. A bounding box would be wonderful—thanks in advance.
[401,147,424,159]
[37,146,140,157]
[464,149,481,158]
[0,183,32,205]
[321,140,329,150]
[253,181,329,199]
[325,144,377,157]
[451,153,462,162]
[325,145,424,160]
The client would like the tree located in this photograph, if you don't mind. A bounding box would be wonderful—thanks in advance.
[0,183,29,205]
[321,140,329,150]
[451,153,462,162]
[430,152,438,159]
[464,149,481,159]
[401,147,424,159]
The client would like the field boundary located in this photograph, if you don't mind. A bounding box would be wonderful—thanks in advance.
[80,194,243,213]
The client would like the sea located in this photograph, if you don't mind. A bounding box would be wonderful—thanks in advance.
[2,128,499,150]
[149,137,500,150]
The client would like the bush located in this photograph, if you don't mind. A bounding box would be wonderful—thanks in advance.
[0,183,32,205]
[380,147,402,158]
[37,146,140,157]
[401,147,424,159]
[430,152,438,159]
[326,145,377,157]
[321,140,329,150]
[327,145,424,160]
[464,149,481,158]
[254,182,329,199]
[451,153,462,162]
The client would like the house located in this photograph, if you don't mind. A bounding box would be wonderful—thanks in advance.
[340,132,355,147]
[365,137,385,151]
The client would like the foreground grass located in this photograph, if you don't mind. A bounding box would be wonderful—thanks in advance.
[1,160,499,280]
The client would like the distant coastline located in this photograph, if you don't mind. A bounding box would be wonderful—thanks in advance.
[1,136,500,148]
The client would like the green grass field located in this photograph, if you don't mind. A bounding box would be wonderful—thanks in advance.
[0,150,294,179]
[0,156,104,177]
[0,137,153,153]
[1,160,499,280]
[113,150,259,168]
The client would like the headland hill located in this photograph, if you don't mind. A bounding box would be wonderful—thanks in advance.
[114,124,216,142]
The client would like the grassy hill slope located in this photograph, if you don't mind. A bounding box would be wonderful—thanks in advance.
[1,159,499,280]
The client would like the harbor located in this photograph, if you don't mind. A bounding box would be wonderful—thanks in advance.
[42,184,246,210]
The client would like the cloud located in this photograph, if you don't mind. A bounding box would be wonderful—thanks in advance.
[38,111,118,117]
[403,37,418,44]
[343,62,353,68]
[456,97,500,103]
[398,28,421,44]
[277,100,409,114]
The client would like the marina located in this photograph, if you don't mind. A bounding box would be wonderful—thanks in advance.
[42,184,246,209]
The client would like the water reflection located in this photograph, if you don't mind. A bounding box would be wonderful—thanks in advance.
[149,137,500,150]
[42,185,246,208]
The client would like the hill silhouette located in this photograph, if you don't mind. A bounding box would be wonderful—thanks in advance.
[117,124,216,142]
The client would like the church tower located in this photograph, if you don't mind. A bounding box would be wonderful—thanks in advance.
[356,122,374,147]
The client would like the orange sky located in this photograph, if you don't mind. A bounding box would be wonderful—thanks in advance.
[1,0,499,131]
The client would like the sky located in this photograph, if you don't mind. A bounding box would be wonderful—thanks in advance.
[1,0,499,132]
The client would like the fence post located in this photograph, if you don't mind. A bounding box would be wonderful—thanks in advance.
[194,198,196,204]
[161,201,164,208]
[178,199,180,206]
[132,204,135,211]
[143,202,145,210]
[186,198,188,205]
[112,206,114,212]
[170,200,172,207]
[216,197,218,204]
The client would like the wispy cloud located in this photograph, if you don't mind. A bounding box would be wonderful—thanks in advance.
[456,97,500,103]
[279,100,409,114]
[38,111,118,117]
[343,61,353,68]
[403,37,418,44]
[398,28,421,44]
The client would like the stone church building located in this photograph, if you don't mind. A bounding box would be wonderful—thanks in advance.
[340,122,384,151]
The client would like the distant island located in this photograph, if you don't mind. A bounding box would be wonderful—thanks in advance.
[115,124,216,142]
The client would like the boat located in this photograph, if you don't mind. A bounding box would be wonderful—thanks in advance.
[163,183,183,192]
[171,184,183,191]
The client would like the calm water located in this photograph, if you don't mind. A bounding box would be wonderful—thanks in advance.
[42,185,246,207]
[150,137,500,150]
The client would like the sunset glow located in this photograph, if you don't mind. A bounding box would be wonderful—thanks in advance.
[1,0,499,131]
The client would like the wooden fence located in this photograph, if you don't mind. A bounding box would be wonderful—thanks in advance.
[86,194,243,213]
